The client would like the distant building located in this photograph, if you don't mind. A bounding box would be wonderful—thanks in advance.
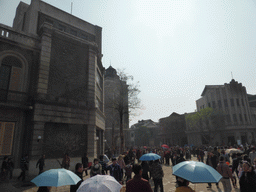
[104,66,129,153]
[159,113,187,147]
[187,79,256,146]
[130,119,159,147]
[0,0,104,175]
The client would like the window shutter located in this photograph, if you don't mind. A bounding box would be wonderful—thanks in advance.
[9,67,22,91]
[0,122,15,156]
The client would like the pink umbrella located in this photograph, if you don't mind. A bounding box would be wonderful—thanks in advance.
[161,144,169,149]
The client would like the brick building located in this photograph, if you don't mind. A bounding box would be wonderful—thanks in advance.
[0,0,105,175]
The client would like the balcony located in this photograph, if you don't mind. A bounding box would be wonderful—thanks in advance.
[0,24,39,48]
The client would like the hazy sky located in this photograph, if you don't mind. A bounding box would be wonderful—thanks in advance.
[1,0,256,126]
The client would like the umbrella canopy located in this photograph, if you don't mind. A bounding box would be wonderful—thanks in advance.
[77,175,122,192]
[172,161,222,183]
[143,146,147,149]
[161,144,169,149]
[31,168,81,187]
[225,148,243,154]
[139,153,161,161]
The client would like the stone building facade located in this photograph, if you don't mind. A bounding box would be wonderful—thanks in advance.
[159,113,187,147]
[104,66,129,154]
[0,0,105,175]
[186,79,256,146]
[130,119,160,147]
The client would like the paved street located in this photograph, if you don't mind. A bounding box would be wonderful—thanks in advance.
[1,157,241,192]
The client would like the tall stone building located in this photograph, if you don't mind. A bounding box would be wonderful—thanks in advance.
[159,113,187,147]
[0,0,105,175]
[130,119,160,147]
[186,79,256,146]
[104,66,129,154]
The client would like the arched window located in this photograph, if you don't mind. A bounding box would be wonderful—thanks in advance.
[0,56,23,101]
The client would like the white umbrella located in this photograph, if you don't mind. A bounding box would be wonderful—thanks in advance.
[77,175,122,192]
[225,148,243,154]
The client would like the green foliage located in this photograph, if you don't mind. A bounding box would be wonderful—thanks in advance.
[185,107,225,131]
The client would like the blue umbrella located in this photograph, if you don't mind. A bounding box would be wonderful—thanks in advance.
[172,161,222,183]
[139,153,161,161]
[31,168,81,187]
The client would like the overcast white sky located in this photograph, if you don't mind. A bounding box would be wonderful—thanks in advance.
[1,0,256,126]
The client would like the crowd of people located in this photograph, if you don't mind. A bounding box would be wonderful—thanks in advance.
[1,144,256,192]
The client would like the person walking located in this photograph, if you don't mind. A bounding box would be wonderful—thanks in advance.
[99,155,107,175]
[70,163,84,192]
[1,156,9,181]
[36,154,45,175]
[8,157,14,180]
[62,153,70,170]
[239,161,256,192]
[117,155,126,180]
[217,156,233,192]
[106,157,122,183]
[18,154,29,181]
[124,160,133,183]
[175,177,195,192]
[141,161,150,181]
[81,153,88,176]
[126,164,153,192]
[206,151,219,189]
[150,159,164,192]
[249,147,256,164]
[90,158,102,177]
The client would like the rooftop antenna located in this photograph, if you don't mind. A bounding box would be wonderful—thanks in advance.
[110,60,111,67]
[71,2,73,15]
[231,72,234,79]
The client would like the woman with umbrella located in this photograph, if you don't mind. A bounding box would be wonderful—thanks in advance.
[175,177,195,192]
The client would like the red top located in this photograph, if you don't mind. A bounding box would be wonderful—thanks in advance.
[126,175,153,192]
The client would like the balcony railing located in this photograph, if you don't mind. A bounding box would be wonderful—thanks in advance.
[0,24,39,48]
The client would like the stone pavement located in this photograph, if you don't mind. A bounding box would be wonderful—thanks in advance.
[0,157,241,192]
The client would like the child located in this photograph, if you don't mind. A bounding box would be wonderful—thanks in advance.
[229,164,237,188]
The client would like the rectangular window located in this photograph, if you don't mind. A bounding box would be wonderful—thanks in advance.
[236,98,240,106]
[230,99,234,107]
[0,122,15,156]
[81,34,88,40]
[241,99,245,106]
[224,99,228,107]
[244,114,248,122]
[58,24,66,31]
[208,103,211,108]
[0,65,11,101]
[212,101,216,108]
[226,115,231,123]
[70,29,77,36]
[239,114,243,122]
[233,114,237,122]
[218,100,222,108]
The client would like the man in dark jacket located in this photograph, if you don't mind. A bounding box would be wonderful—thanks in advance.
[232,153,242,177]
[150,160,164,192]
[18,154,29,181]
[36,154,45,175]
[82,153,88,176]
[70,163,83,192]
[126,164,152,192]
[106,157,122,183]
[206,152,219,189]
